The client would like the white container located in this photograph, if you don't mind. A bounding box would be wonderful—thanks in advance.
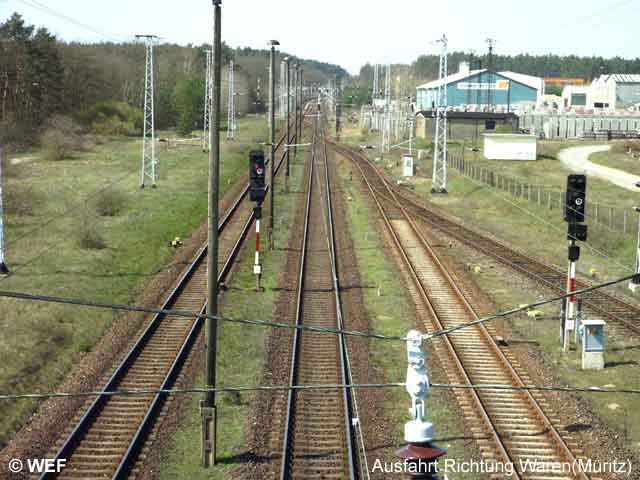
[483,133,537,161]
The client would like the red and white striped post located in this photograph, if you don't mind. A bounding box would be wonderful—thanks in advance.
[254,214,262,291]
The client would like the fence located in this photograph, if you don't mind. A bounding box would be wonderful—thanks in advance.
[448,152,636,237]
[518,114,640,140]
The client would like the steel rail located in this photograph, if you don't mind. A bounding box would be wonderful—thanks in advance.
[41,119,297,480]
[386,169,640,338]
[279,118,357,480]
[333,142,589,480]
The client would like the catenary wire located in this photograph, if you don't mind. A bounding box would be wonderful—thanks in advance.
[0,272,634,344]
[3,381,640,402]
[457,167,634,272]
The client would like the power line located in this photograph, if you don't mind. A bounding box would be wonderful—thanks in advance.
[0,272,633,344]
[2,381,640,402]
[458,168,634,273]
[16,0,128,43]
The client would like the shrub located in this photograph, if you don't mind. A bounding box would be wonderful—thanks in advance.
[76,208,106,249]
[93,189,127,216]
[4,185,44,215]
[41,115,82,161]
[80,101,143,136]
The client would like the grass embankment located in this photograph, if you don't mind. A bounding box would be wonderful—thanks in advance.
[341,121,640,452]
[155,153,304,479]
[590,141,640,176]
[0,116,268,447]
[336,153,481,478]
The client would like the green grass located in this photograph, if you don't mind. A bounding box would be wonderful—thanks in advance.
[336,154,481,478]
[356,144,640,453]
[590,142,640,176]
[155,151,305,479]
[0,115,269,447]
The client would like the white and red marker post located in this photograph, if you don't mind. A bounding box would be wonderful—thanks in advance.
[254,209,262,291]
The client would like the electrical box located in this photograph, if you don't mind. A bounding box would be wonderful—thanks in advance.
[402,154,415,177]
[249,150,266,204]
[581,319,605,370]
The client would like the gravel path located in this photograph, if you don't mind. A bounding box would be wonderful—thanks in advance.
[559,144,640,191]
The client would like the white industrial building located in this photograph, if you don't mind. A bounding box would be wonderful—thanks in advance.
[562,74,640,110]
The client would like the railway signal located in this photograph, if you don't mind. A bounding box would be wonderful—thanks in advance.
[250,150,266,291]
[562,174,587,352]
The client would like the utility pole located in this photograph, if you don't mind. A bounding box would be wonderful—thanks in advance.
[292,63,299,161]
[284,57,291,182]
[267,40,279,251]
[203,49,212,151]
[486,38,496,111]
[279,60,286,120]
[373,63,379,102]
[226,59,236,140]
[335,74,342,140]
[137,35,158,188]
[0,145,8,275]
[431,34,448,194]
[298,67,303,144]
[381,64,391,153]
[202,0,221,468]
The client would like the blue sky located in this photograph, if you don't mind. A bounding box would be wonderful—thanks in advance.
[1,0,639,74]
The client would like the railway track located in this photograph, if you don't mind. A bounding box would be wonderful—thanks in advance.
[40,124,297,480]
[333,143,591,480]
[278,119,357,479]
[356,147,640,338]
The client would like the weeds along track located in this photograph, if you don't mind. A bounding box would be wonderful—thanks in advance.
[332,143,593,480]
[385,162,640,339]
[277,120,358,479]
[40,124,297,480]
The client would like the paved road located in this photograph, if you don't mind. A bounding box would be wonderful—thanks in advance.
[559,144,640,191]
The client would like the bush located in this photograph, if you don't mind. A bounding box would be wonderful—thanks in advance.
[76,208,106,249]
[93,189,127,216]
[79,101,143,136]
[41,115,82,161]
[4,185,44,215]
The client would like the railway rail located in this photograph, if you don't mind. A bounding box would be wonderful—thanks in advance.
[278,118,358,479]
[41,122,297,480]
[332,142,591,480]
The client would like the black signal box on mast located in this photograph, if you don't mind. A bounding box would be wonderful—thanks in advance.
[249,150,266,204]
[564,174,586,223]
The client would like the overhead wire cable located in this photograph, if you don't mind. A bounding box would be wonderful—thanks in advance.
[3,381,640,402]
[0,272,634,344]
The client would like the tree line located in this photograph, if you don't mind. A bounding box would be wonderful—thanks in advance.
[0,13,346,146]
[356,52,640,98]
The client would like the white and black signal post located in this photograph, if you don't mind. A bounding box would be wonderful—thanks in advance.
[0,145,8,275]
[562,174,587,352]
[249,150,267,291]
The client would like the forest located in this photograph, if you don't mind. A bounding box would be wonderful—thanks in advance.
[0,13,347,147]
[349,51,640,106]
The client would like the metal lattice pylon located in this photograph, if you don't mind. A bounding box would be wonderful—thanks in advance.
[138,35,158,188]
[203,50,212,151]
[373,63,379,101]
[431,34,448,194]
[381,64,391,153]
[226,60,236,140]
[279,62,286,120]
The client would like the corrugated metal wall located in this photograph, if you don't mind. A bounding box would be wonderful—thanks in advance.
[417,71,537,109]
